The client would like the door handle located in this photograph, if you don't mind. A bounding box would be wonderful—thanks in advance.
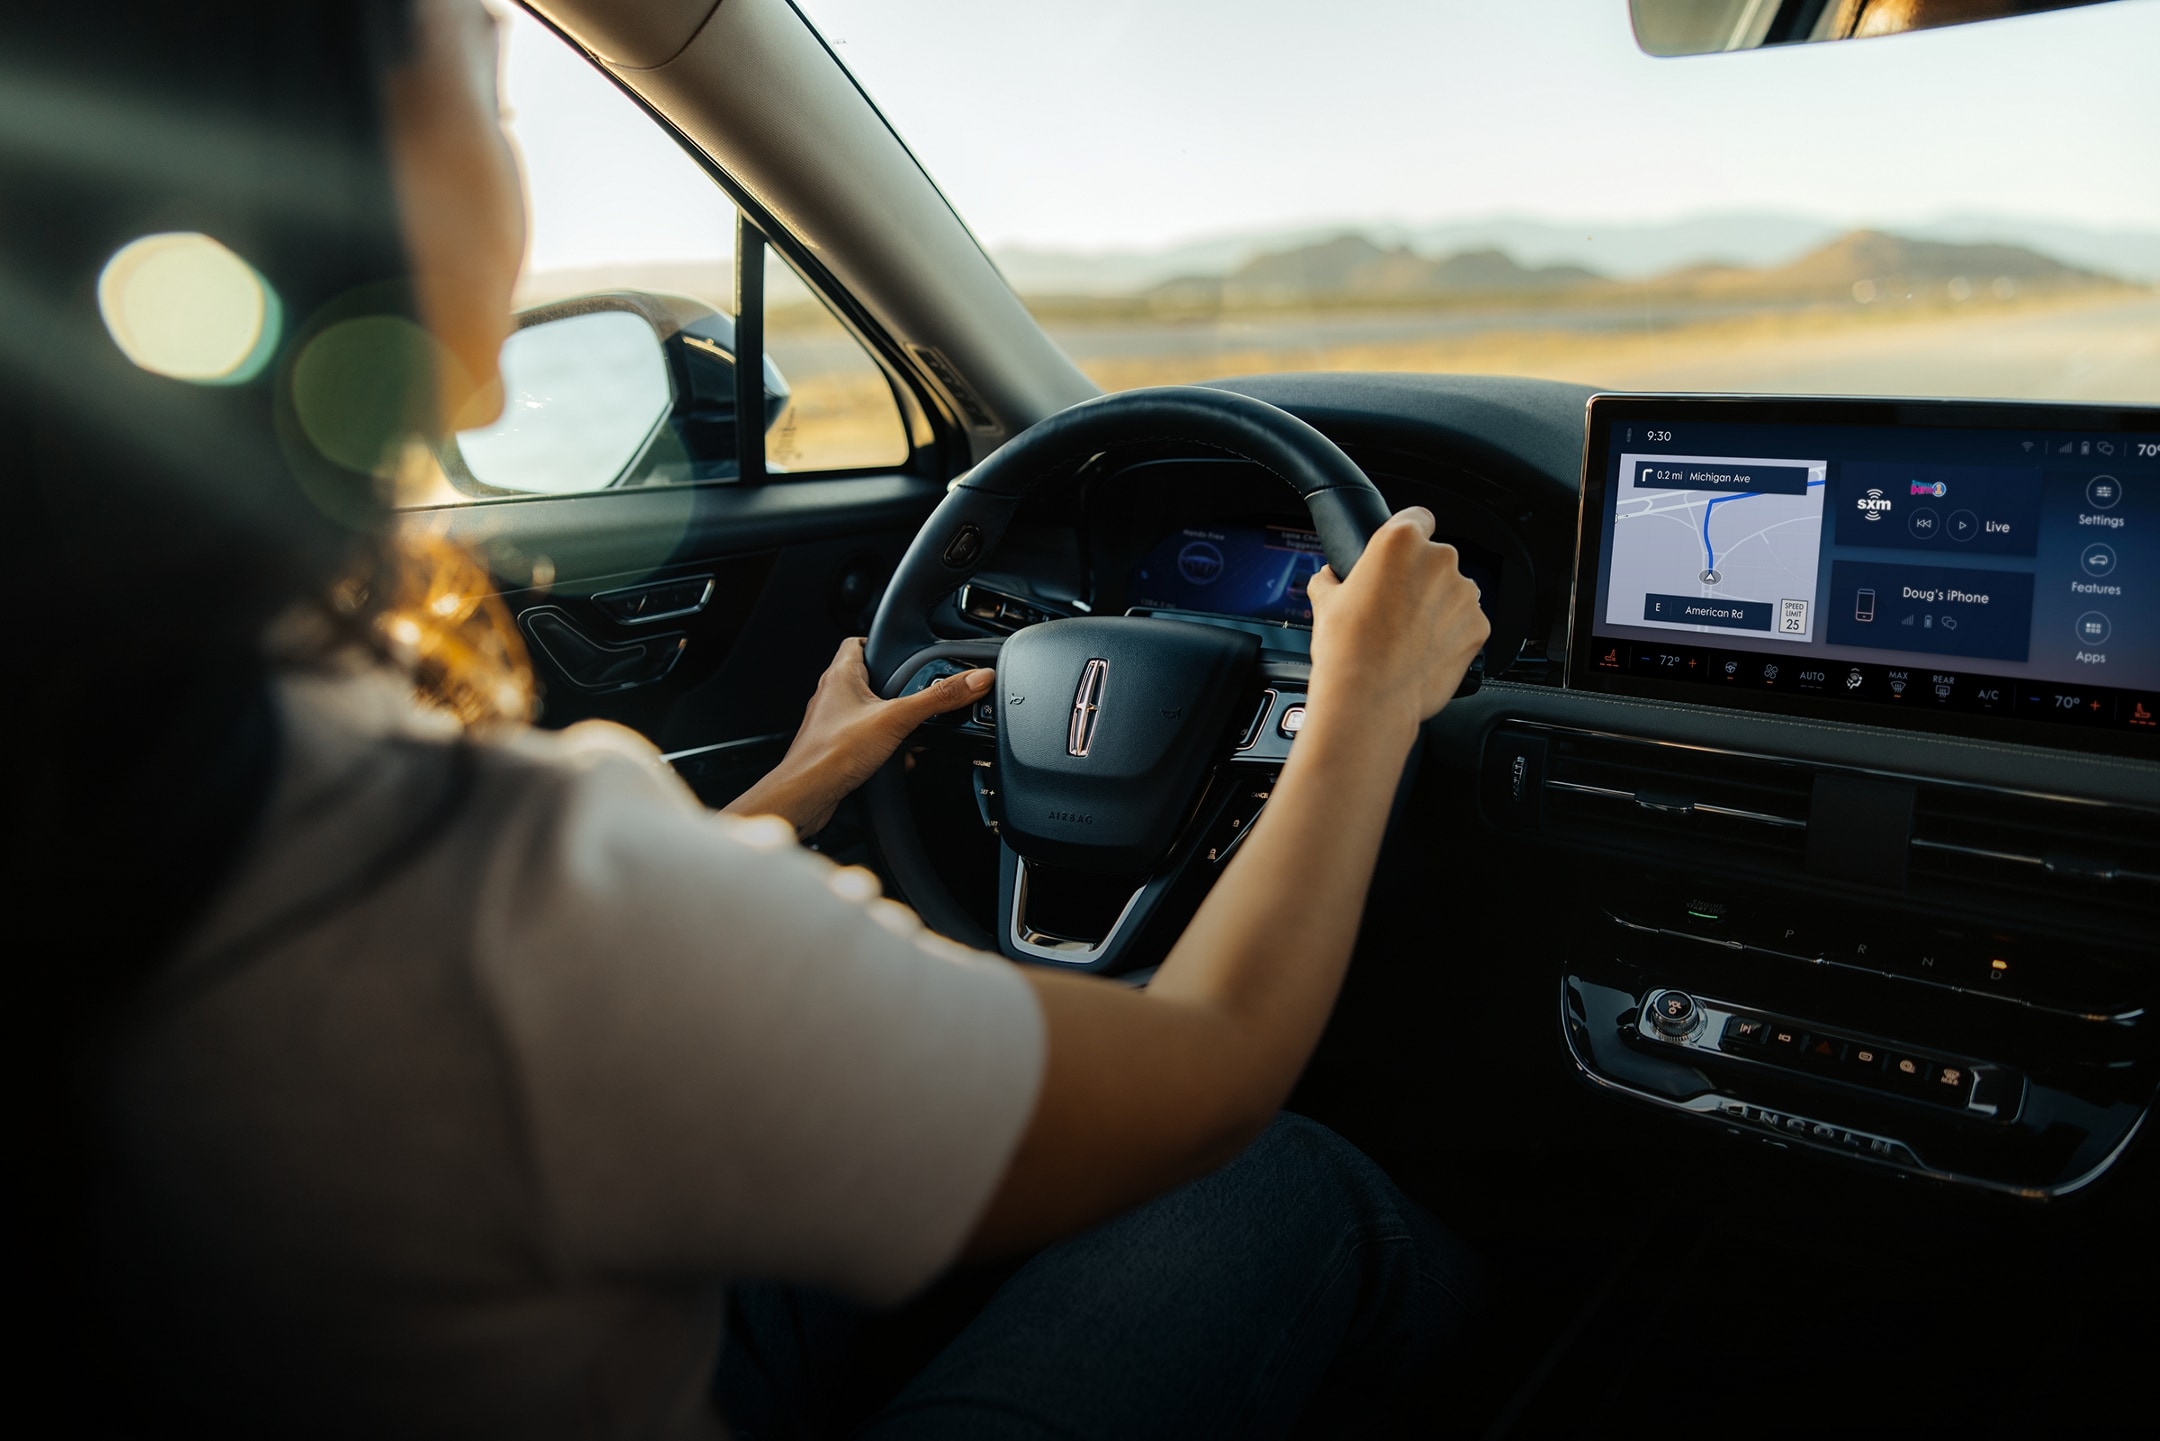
[519,607,686,692]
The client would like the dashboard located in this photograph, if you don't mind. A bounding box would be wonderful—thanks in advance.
[940,373,2159,1203]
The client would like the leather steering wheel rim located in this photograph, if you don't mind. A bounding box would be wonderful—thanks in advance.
[862,385,1394,947]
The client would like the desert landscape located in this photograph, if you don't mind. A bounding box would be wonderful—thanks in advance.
[1024,227,2158,403]
[513,221,2157,465]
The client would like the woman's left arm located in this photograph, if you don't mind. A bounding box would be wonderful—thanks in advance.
[722,638,991,838]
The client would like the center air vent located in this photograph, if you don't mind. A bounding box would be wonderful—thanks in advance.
[1909,787,2160,917]
[1481,723,2160,939]
[1483,727,1813,871]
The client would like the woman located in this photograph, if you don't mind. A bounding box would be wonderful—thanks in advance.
[8,1,1489,1436]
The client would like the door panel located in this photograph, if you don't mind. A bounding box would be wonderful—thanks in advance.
[404,474,941,805]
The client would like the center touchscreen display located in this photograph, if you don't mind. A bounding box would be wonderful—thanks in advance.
[1570,396,2160,749]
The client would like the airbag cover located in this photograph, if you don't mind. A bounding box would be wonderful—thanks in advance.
[995,617,1259,872]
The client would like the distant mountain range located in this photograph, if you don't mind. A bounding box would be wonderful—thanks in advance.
[996,211,2160,295]
[1048,227,2127,312]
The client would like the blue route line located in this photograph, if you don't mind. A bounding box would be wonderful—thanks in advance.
[1702,480,1824,574]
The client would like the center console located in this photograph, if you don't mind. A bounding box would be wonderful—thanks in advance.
[1514,394,2160,1195]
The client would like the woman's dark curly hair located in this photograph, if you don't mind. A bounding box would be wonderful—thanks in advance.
[2,2,529,1428]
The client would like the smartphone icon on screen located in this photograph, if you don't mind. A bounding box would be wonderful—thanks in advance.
[1855,588,1877,623]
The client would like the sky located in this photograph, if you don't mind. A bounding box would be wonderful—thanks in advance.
[506,0,2160,273]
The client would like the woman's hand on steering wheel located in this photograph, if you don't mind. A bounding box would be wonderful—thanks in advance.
[723,638,994,838]
[1306,506,1492,748]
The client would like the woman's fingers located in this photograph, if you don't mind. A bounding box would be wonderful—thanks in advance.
[889,666,994,726]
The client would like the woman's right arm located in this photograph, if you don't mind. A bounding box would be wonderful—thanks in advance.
[965,508,1489,1256]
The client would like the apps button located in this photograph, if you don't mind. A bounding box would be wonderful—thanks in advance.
[2074,612,2112,646]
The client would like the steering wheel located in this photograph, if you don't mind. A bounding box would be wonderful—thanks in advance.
[863,386,1458,972]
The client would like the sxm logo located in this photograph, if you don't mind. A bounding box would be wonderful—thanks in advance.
[1856,487,1893,521]
[1910,480,1949,498]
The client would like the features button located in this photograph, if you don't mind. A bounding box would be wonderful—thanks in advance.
[2085,474,2122,510]
[2080,542,2118,578]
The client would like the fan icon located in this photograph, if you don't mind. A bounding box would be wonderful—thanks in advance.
[1845,668,1864,690]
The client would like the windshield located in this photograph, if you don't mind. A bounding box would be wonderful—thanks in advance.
[797,0,2158,403]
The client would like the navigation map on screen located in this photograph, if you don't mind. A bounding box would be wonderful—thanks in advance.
[1605,453,1828,643]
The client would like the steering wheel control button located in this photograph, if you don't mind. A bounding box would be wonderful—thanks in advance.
[941,524,985,568]
[1648,990,1699,1038]
[1278,704,1307,737]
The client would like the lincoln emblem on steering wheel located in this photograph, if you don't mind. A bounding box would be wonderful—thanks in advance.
[1068,659,1108,757]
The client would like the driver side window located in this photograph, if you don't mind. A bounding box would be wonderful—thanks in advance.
[403,5,913,505]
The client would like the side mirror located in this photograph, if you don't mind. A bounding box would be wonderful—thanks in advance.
[1629,0,2116,57]
[446,292,790,498]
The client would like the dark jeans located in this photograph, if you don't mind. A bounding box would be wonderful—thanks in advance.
[715,1114,1477,1440]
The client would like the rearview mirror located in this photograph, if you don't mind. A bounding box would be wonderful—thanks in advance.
[1629,0,2118,56]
